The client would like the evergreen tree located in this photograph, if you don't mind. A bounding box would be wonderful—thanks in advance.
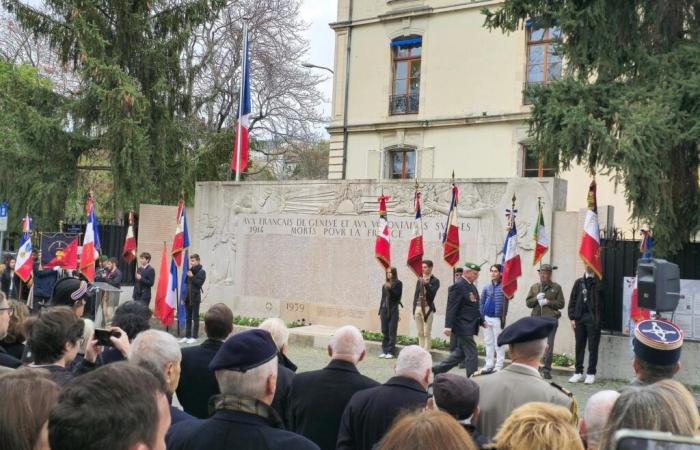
[483,1,700,255]
[2,0,224,210]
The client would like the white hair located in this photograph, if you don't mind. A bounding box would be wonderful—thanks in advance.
[215,356,278,399]
[330,326,365,363]
[258,318,289,350]
[80,318,95,354]
[583,390,620,447]
[395,345,432,380]
[128,329,181,370]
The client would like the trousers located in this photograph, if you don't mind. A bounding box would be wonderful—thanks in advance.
[380,308,399,354]
[542,321,559,373]
[483,316,505,370]
[574,316,601,375]
[185,302,201,339]
[433,335,478,377]
[414,308,434,351]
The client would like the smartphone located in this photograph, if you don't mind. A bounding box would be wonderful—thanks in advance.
[615,429,700,450]
[94,328,121,347]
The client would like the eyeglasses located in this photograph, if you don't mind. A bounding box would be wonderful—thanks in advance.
[0,306,13,313]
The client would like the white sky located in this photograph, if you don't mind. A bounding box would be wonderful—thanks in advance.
[299,0,337,135]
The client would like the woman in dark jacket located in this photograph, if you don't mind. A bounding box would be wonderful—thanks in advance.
[379,266,403,359]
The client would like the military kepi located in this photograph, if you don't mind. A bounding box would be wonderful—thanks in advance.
[497,316,557,347]
[633,319,683,366]
[464,262,481,271]
[210,329,278,372]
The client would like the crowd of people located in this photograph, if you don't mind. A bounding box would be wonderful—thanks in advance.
[0,255,698,450]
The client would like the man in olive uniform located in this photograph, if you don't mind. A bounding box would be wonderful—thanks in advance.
[525,264,565,379]
[472,316,574,442]
[432,262,485,377]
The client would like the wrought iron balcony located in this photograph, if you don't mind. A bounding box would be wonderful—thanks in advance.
[389,93,419,115]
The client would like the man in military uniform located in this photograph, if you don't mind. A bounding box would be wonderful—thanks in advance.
[472,316,575,442]
[525,264,565,379]
[433,262,485,377]
[630,319,683,385]
[166,329,319,450]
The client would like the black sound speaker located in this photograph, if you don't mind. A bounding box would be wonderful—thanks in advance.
[637,258,681,312]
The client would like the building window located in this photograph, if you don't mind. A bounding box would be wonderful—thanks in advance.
[522,146,556,177]
[389,36,421,115]
[525,26,562,103]
[388,149,416,179]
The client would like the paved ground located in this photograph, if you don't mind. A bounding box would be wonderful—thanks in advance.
[286,344,700,414]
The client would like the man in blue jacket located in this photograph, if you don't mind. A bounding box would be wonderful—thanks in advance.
[433,262,485,377]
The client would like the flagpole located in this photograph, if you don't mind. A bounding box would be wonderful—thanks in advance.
[235,22,248,183]
[451,171,456,285]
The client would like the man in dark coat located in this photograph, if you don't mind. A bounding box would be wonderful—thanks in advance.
[0,258,19,299]
[567,266,603,384]
[183,253,206,343]
[166,329,319,450]
[430,373,487,449]
[259,317,298,424]
[412,260,440,351]
[132,252,156,307]
[287,325,379,450]
[432,262,485,377]
[177,303,233,419]
[336,345,431,450]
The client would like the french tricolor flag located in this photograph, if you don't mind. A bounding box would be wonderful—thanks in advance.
[171,198,190,267]
[15,215,33,282]
[407,191,424,277]
[501,219,522,299]
[80,198,100,282]
[162,259,178,327]
[578,180,603,278]
[231,24,251,175]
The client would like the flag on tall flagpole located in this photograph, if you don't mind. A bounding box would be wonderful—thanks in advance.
[122,210,137,263]
[407,189,424,277]
[501,197,522,299]
[231,23,251,177]
[442,183,460,267]
[178,249,189,327]
[374,194,391,269]
[578,180,603,278]
[640,227,653,259]
[154,242,174,326]
[171,196,190,267]
[532,200,549,265]
[80,196,100,282]
[15,215,33,282]
[162,259,177,327]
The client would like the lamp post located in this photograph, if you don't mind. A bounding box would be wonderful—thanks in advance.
[301,62,334,74]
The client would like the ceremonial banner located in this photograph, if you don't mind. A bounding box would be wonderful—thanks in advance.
[231,23,251,175]
[578,180,602,278]
[501,224,521,299]
[532,200,549,265]
[374,195,391,269]
[80,196,100,282]
[442,183,460,267]
[122,210,137,263]
[155,242,173,326]
[15,215,33,282]
[407,190,424,277]
[41,233,79,269]
[178,249,189,327]
[171,198,190,267]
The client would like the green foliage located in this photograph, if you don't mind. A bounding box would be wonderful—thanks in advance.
[0,59,86,231]
[292,141,330,180]
[3,0,224,213]
[552,352,574,368]
[483,1,700,255]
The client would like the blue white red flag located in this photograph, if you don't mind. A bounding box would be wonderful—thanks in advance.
[15,215,33,282]
[442,184,460,267]
[231,25,251,174]
[81,197,100,282]
[162,258,177,327]
[178,249,189,326]
[172,197,190,267]
[501,211,522,299]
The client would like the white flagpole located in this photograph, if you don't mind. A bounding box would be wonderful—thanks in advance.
[235,22,248,183]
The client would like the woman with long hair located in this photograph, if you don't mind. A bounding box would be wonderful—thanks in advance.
[379,267,402,359]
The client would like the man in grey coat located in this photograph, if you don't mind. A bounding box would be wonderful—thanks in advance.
[472,316,575,442]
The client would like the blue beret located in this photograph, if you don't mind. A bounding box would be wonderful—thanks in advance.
[209,329,278,372]
[497,316,556,346]
[633,319,683,366]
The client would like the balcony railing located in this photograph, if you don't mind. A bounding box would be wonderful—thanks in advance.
[389,93,419,115]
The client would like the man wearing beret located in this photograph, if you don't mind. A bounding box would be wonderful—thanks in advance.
[525,264,565,379]
[432,262,486,377]
[472,316,573,442]
[166,329,319,450]
[630,319,683,385]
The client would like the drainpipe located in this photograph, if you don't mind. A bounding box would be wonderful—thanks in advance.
[341,0,353,180]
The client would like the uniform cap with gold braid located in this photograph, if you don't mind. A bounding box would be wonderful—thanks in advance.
[633,319,683,366]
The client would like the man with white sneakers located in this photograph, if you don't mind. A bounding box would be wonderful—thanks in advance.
[480,264,506,372]
[567,266,602,385]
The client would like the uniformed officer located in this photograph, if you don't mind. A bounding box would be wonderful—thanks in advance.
[166,329,319,450]
[433,262,485,377]
[630,319,683,386]
[525,264,565,379]
[472,316,575,442]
